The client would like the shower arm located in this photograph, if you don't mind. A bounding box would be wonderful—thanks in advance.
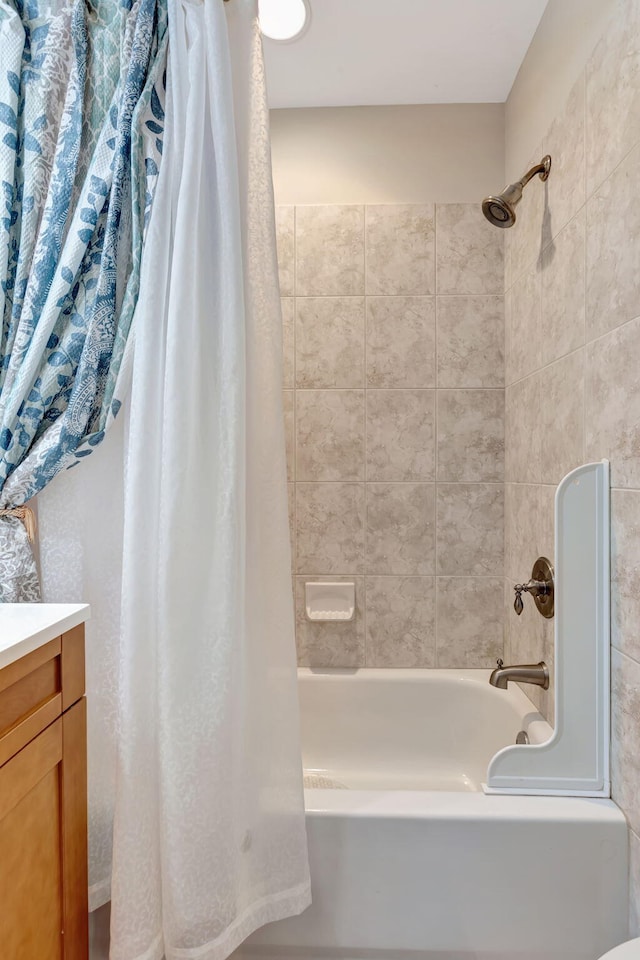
[491,155,552,216]
[518,157,552,189]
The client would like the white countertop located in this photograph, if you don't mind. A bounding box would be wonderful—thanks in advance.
[0,603,90,670]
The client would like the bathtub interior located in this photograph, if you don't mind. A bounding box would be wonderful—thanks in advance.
[298,668,552,793]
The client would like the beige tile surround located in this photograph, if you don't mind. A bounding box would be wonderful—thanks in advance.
[277,201,505,669]
[503,0,640,931]
[274,0,640,933]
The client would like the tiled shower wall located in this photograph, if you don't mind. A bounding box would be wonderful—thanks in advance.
[502,0,640,931]
[275,203,505,668]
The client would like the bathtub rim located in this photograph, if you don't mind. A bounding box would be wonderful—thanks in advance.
[303,785,626,825]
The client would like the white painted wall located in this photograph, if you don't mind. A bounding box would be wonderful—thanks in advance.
[270,104,504,205]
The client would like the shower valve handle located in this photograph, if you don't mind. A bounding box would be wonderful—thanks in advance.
[513,579,548,615]
[513,588,524,616]
[513,559,555,619]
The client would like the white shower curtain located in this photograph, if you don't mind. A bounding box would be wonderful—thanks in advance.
[38,0,311,957]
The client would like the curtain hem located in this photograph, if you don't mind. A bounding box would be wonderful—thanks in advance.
[112,881,312,960]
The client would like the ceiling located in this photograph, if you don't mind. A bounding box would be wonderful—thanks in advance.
[263,0,549,109]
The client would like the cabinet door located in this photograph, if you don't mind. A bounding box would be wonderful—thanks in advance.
[0,718,64,959]
[0,700,88,960]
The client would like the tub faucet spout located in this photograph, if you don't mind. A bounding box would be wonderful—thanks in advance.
[489,659,549,690]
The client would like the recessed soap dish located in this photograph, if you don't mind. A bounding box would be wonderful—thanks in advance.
[305,582,355,622]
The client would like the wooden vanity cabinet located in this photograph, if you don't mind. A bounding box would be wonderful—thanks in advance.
[0,624,88,960]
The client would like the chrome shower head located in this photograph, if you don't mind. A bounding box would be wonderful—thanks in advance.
[482,193,518,228]
[482,155,551,229]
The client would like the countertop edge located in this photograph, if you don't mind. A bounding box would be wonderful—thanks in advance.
[0,603,91,671]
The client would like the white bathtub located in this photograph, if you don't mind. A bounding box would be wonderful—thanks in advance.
[237,668,628,960]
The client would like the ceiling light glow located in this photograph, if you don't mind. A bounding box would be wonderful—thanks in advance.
[259,0,309,42]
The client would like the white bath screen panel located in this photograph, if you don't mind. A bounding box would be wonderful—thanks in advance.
[486,460,610,797]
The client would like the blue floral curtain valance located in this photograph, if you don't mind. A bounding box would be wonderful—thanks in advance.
[0,0,168,600]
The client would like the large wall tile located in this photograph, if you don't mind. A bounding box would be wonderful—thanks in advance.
[366,482,435,575]
[296,389,364,481]
[539,482,556,567]
[586,0,640,196]
[436,484,504,576]
[504,229,512,293]
[296,482,365,574]
[366,389,435,481]
[436,577,505,668]
[436,204,504,295]
[540,209,586,368]
[505,482,554,583]
[505,373,541,484]
[275,205,294,296]
[283,389,295,482]
[366,296,435,387]
[295,576,365,668]
[281,297,295,388]
[365,204,435,295]
[436,296,504,388]
[296,297,365,388]
[296,205,364,296]
[539,350,585,485]
[612,648,640,839]
[543,73,586,239]
[586,142,640,340]
[508,263,542,384]
[437,389,504,482]
[586,316,640,488]
[504,289,512,379]
[366,577,435,667]
[611,490,640,662]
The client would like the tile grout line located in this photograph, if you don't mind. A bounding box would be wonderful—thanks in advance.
[297,573,503,580]
[506,341,589,391]
[511,115,640,295]
[504,217,511,661]
[295,480,506,485]
[585,106,640,205]
[293,293,504,302]
[434,212,440,665]
[293,208,297,591]
[363,206,368,666]
[582,94,588,472]
[294,387,504,393]
[612,646,640,671]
